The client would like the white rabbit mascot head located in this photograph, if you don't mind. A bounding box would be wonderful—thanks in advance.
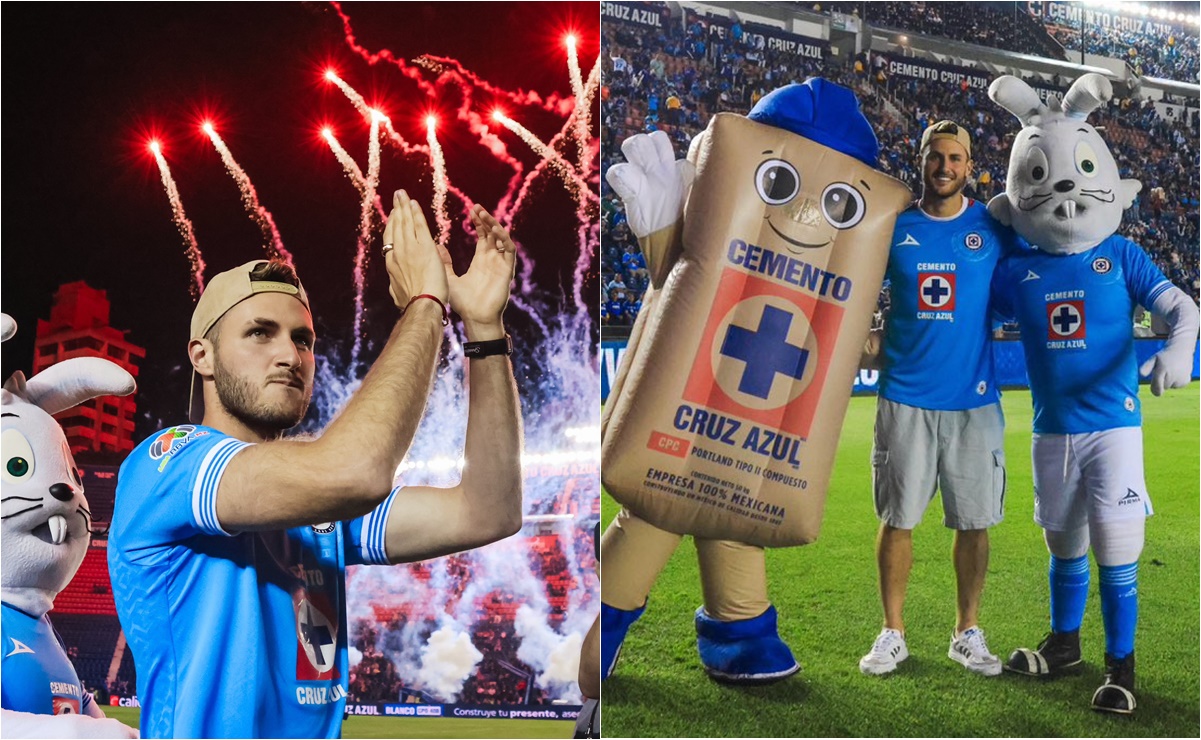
[1,313,135,618]
[987,73,1141,254]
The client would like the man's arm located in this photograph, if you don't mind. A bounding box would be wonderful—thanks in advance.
[215,190,449,531]
[381,204,525,563]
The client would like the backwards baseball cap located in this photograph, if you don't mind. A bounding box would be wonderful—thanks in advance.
[747,79,880,168]
[187,260,310,423]
[920,120,972,158]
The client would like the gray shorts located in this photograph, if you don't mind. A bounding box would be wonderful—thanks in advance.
[871,398,1006,530]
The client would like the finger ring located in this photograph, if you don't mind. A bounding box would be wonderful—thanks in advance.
[382,244,394,255]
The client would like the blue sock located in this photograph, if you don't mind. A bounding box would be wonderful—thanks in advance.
[1049,554,1089,633]
[1098,562,1138,659]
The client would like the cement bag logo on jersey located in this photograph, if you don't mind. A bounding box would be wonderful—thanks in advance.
[148,425,208,460]
[683,268,844,438]
[917,272,956,311]
[1046,300,1086,340]
[295,592,340,681]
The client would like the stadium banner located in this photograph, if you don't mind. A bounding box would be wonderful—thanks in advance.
[600,339,627,400]
[1033,1,1179,36]
[602,338,1201,401]
[886,56,991,91]
[706,20,829,60]
[344,703,581,721]
[601,1,667,29]
[1029,80,1068,105]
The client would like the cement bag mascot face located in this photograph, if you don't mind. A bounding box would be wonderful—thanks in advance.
[0,313,141,738]
[601,80,911,685]
[987,74,1199,715]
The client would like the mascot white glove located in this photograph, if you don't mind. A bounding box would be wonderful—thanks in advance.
[1140,287,1200,395]
[605,131,695,239]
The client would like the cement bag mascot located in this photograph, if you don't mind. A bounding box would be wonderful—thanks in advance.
[601,79,911,683]
[987,73,1199,714]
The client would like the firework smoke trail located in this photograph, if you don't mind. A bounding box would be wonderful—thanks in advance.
[565,36,589,170]
[331,1,575,117]
[322,128,387,222]
[426,117,450,245]
[492,113,592,204]
[346,113,383,368]
[574,56,601,172]
[150,143,206,298]
[326,71,429,157]
[202,123,293,265]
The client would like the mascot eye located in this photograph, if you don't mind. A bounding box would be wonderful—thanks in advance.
[755,159,800,205]
[821,183,866,229]
[1074,141,1100,178]
[1025,146,1049,184]
[1,429,35,484]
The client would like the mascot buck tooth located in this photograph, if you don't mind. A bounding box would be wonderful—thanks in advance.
[1,313,140,738]
[986,73,1199,714]
[601,80,910,683]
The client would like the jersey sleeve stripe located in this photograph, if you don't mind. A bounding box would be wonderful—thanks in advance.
[1146,279,1173,307]
[362,488,400,565]
[191,439,251,536]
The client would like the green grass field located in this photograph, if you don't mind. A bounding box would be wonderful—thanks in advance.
[102,707,573,738]
[602,388,1200,738]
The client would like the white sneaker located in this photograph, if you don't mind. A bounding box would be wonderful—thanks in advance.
[859,628,909,675]
[949,626,1002,676]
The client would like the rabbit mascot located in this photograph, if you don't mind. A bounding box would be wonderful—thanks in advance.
[986,74,1199,714]
[1,313,140,737]
[601,79,911,683]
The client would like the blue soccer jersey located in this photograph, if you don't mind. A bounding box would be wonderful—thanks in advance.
[879,199,1017,410]
[109,425,397,739]
[991,234,1174,434]
[1,603,96,716]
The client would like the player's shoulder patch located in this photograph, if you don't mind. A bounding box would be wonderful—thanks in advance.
[147,425,211,472]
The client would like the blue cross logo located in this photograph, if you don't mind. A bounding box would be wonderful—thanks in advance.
[720,304,809,400]
[1051,304,1080,335]
[299,602,335,657]
[922,277,950,307]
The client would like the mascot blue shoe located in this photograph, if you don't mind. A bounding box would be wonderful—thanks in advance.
[695,605,800,684]
[601,601,647,679]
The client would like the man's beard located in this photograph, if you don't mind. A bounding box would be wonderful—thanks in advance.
[213,356,309,433]
[926,172,967,199]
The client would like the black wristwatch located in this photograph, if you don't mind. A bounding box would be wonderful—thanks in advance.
[463,334,513,358]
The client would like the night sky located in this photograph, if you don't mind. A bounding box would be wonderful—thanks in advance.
[2,2,599,439]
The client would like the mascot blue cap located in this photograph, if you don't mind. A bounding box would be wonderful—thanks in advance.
[748,79,879,168]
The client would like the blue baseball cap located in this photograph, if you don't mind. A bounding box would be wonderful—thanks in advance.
[747,79,880,168]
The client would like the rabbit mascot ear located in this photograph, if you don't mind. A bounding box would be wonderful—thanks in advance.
[1,312,140,737]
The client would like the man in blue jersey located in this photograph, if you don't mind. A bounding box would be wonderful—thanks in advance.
[860,121,1015,677]
[986,73,1199,714]
[109,191,523,738]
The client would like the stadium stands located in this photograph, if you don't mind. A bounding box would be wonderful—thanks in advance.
[54,548,117,616]
[818,1,1069,60]
[600,0,1200,330]
[345,528,593,706]
[50,613,123,696]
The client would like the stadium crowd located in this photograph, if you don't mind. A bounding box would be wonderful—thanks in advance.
[817,1,1067,60]
[600,2,1200,333]
[1045,14,1200,83]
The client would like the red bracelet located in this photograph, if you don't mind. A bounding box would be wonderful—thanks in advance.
[404,294,449,326]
